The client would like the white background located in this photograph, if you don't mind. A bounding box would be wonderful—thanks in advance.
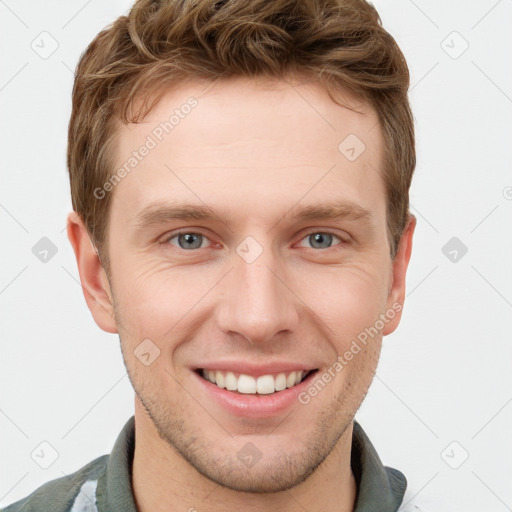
[0,1,511,510]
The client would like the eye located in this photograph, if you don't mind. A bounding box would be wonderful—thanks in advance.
[296,231,346,250]
[164,231,212,250]
[162,230,347,252]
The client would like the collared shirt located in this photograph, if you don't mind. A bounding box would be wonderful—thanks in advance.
[2,416,407,512]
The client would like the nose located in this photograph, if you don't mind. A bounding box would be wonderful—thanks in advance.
[215,239,300,345]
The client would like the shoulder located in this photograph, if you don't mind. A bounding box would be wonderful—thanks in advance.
[1,454,109,512]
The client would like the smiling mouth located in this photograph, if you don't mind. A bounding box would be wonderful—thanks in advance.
[196,368,318,395]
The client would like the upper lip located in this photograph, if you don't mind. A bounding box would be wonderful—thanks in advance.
[193,361,318,377]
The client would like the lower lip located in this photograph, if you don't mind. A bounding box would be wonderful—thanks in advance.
[192,370,318,418]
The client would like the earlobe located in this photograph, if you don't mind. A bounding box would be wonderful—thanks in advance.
[382,214,416,336]
[66,211,118,334]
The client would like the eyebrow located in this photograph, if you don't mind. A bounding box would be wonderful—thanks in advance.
[133,199,373,229]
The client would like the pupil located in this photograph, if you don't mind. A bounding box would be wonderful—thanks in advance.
[180,233,201,249]
[311,233,331,249]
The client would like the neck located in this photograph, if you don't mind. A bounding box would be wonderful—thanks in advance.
[131,401,357,512]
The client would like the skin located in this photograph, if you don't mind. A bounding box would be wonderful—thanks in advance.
[67,75,415,512]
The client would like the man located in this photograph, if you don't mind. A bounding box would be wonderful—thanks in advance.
[3,0,416,510]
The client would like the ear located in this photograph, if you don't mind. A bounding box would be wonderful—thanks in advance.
[382,214,416,336]
[66,211,118,334]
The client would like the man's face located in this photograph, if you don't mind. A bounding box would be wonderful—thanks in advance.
[80,76,413,492]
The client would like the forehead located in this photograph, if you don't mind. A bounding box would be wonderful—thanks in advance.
[126,75,379,153]
[110,76,385,226]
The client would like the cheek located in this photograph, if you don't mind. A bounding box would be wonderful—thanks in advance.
[111,258,189,340]
[299,264,389,343]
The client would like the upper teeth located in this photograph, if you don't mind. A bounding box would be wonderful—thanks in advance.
[201,369,308,394]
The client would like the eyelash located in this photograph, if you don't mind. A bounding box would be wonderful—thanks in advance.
[161,229,349,251]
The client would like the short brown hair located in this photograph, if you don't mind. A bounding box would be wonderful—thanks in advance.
[67,0,415,275]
